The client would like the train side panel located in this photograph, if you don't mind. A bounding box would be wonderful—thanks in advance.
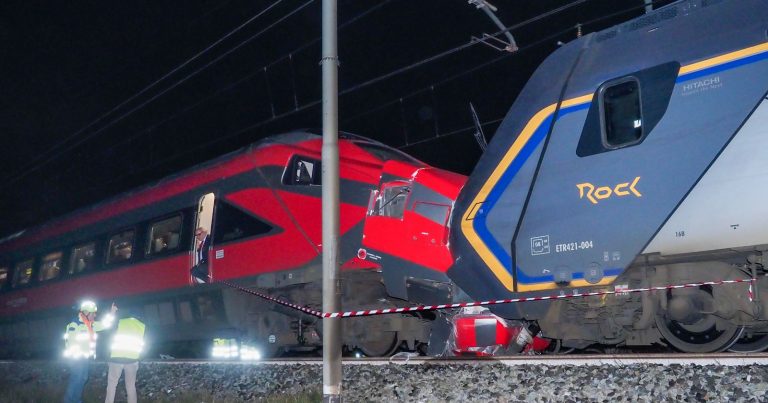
[644,99,768,255]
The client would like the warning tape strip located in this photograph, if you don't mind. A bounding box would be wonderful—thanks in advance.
[221,278,756,319]
[220,280,324,317]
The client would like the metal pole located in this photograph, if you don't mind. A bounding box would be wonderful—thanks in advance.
[321,0,342,402]
[645,0,653,13]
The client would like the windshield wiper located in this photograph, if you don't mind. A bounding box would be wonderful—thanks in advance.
[375,187,410,215]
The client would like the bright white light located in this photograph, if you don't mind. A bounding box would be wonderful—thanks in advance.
[240,345,262,361]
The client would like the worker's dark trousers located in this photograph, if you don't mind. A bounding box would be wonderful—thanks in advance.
[63,359,89,403]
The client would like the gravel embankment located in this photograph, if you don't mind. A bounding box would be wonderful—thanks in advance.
[1,360,768,402]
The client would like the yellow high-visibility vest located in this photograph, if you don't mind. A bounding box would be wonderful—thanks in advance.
[212,338,239,358]
[109,317,146,361]
[63,314,115,360]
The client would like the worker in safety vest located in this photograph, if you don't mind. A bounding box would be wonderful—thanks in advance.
[63,300,117,403]
[105,310,146,403]
[212,337,239,359]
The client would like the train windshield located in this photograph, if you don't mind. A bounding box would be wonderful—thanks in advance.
[370,183,411,219]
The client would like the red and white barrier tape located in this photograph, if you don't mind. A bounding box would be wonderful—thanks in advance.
[220,280,323,317]
[221,278,756,319]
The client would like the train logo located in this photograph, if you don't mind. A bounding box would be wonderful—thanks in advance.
[576,176,642,204]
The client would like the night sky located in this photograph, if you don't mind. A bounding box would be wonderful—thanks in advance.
[0,0,676,236]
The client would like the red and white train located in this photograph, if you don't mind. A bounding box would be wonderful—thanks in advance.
[0,131,466,358]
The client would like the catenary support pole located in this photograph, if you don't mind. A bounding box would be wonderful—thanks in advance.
[321,0,342,402]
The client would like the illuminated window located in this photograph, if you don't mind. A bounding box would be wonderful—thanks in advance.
[39,251,63,281]
[0,267,8,289]
[147,215,183,255]
[107,230,135,264]
[12,259,34,287]
[600,77,643,148]
[69,242,96,274]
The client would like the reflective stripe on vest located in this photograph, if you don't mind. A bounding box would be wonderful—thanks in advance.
[63,316,113,360]
[110,318,146,360]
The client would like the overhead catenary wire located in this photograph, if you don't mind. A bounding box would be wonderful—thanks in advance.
[2,0,305,187]
[93,0,649,189]
[156,0,601,152]
[395,0,660,149]
[82,0,395,174]
[14,0,659,208]
[30,0,244,126]
[11,0,592,191]
[365,1,659,149]
[111,0,666,159]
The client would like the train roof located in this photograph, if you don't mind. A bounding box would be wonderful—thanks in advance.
[0,130,417,249]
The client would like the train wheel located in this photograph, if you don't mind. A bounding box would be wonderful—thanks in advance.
[728,333,768,353]
[357,330,399,357]
[656,314,743,353]
[655,288,744,353]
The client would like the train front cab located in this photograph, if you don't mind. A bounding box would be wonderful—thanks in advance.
[361,159,466,304]
[448,0,768,353]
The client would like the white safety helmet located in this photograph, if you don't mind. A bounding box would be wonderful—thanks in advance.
[80,300,98,314]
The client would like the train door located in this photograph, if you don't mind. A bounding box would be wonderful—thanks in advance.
[191,193,215,284]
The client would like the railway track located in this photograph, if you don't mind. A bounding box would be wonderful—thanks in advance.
[6,352,768,366]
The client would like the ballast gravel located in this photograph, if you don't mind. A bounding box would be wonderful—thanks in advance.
[1,360,768,402]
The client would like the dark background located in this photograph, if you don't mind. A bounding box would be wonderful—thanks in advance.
[0,0,676,236]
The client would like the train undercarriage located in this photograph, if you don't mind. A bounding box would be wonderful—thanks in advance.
[221,266,431,358]
[536,249,768,353]
[220,248,768,357]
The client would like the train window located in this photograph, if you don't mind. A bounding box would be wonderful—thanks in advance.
[69,242,97,274]
[599,77,643,148]
[372,183,411,219]
[213,201,273,244]
[12,259,34,287]
[0,266,8,289]
[143,304,159,324]
[179,300,194,323]
[413,202,450,226]
[107,229,135,264]
[39,251,63,282]
[146,215,182,255]
[284,155,321,186]
[577,62,678,157]
[158,301,176,325]
[196,294,218,322]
